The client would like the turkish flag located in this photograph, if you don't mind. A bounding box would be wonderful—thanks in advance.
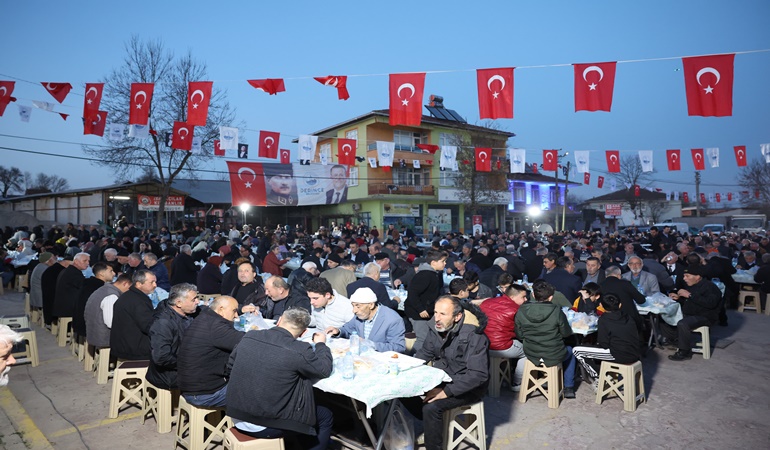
[606,150,620,173]
[41,82,72,103]
[700,193,707,203]
[532,163,538,174]
[756,190,761,199]
[389,73,425,126]
[691,148,705,171]
[187,81,213,126]
[172,122,193,151]
[214,140,224,157]
[337,138,357,166]
[0,81,15,116]
[247,79,285,95]
[476,148,492,172]
[734,146,747,167]
[542,150,558,171]
[227,161,267,207]
[584,172,590,185]
[682,54,734,117]
[83,83,103,115]
[83,110,107,136]
[634,185,640,197]
[280,149,291,165]
[416,144,439,154]
[477,67,514,119]
[258,130,280,158]
[666,149,681,171]
[716,193,721,203]
[574,61,616,112]
[314,76,349,100]
[597,176,604,188]
[129,83,154,125]
[683,192,689,203]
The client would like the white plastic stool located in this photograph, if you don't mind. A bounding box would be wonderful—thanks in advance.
[443,400,487,450]
[692,326,711,360]
[142,380,177,434]
[518,359,563,409]
[487,353,511,398]
[108,360,148,418]
[224,427,285,449]
[176,396,232,450]
[595,360,646,412]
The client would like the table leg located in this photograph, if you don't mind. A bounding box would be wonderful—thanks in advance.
[374,400,398,450]
[649,315,662,348]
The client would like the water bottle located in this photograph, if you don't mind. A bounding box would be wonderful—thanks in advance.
[523,274,528,284]
[342,352,355,380]
[637,285,645,296]
[349,331,360,356]
[732,257,738,267]
[398,285,407,300]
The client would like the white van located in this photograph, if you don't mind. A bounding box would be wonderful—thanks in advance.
[653,222,690,234]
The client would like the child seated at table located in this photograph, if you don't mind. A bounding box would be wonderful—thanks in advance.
[572,282,605,315]
[515,280,578,398]
[572,293,641,391]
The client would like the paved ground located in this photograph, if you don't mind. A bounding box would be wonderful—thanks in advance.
[1,288,769,449]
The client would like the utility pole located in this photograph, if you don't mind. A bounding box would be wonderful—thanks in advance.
[553,165,560,232]
[562,160,571,231]
[695,172,702,217]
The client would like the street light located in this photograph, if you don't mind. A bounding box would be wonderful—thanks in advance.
[528,206,541,217]
[240,203,250,227]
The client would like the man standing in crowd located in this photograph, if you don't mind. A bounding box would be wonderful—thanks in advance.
[405,250,447,352]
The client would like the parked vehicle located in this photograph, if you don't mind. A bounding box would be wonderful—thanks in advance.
[729,214,766,234]
[653,222,690,234]
[701,224,725,233]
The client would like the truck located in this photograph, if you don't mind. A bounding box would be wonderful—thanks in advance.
[729,214,767,234]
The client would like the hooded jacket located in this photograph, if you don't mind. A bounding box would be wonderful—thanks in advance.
[514,301,572,367]
[416,302,489,398]
[405,263,443,320]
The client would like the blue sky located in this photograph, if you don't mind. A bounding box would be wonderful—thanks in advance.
[1,1,768,204]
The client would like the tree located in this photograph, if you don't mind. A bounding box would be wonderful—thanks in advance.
[0,166,24,198]
[738,159,770,210]
[83,37,238,231]
[611,156,655,219]
[646,200,670,223]
[23,172,70,194]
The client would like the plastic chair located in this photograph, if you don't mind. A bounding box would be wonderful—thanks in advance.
[142,380,177,434]
[108,360,148,418]
[487,353,511,398]
[595,360,646,412]
[518,359,563,409]
[11,328,39,367]
[692,326,711,360]
[223,427,285,450]
[175,396,232,450]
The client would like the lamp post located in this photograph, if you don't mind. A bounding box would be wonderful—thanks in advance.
[240,203,250,227]
[552,150,568,232]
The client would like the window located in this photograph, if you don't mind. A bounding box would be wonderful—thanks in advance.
[393,130,426,152]
[347,167,359,187]
[439,133,461,147]
[439,171,459,187]
[393,167,430,186]
[319,143,331,162]
[345,129,358,145]
[513,186,526,202]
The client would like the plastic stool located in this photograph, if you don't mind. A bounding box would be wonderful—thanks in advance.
[692,326,711,360]
[95,347,113,384]
[11,328,39,367]
[224,427,285,450]
[518,359,563,409]
[595,360,646,412]
[0,314,30,330]
[84,342,95,372]
[176,396,232,450]
[16,273,28,292]
[443,400,487,450]
[142,380,177,434]
[57,317,72,347]
[487,353,511,398]
[108,360,148,418]
[737,289,761,313]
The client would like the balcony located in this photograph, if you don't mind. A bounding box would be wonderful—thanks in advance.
[368,183,435,196]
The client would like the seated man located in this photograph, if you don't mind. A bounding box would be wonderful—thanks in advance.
[326,288,406,353]
[572,282,606,315]
[306,277,354,331]
[319,258,357,296]
[572,293,641,391]
[480,284,528,391]
[346,262,397,311]
[146,283,198,390]
[226,308,333,450]
[143,252,171,292]
[110,270,157,361]
[263,276,311,320]
[177,296,244,407]
[621,256,660,295]
[661,265,722,361]
[84,274,132,349]
[515,280,577,398]
[403,296,489,450]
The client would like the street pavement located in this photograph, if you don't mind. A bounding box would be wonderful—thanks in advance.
[1,289,769,449]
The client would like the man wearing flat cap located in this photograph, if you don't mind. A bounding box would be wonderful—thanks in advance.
[325,287,405,353]
[661,265,723,361]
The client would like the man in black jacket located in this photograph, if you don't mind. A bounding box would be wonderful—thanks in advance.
[177,296,243,407]
[405,250,447,353]
[263,276,311,320]
[662,265,723,361]
[146,283,198,389]
[226,307,333,450]
[479,257,508,290]
[170,244,198,286]
[53,252,90,320]
[110,270,157,361]
[346,262,397,310]
[599,266,645,333]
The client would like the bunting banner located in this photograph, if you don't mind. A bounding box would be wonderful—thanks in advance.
[440,146,458,171]
[280,149,291,164]
[477,67,514,119]
[682,53,735,117]
[187,81,213,126]
[376,141,395,168]
[128,124,150,139]
[298,134,318,163]
[237,144,249,159]
[31,100,54,111]
[129,83,154,125]
[314,76,349,100]
[41,82,72,103]
[389,72,425,126]
[667,149,681,171]
[416,144,439,154]
[83,83,104,115]
[683,192,689,203]
[734,146,747,167]
[192,136,202,153]
[509,148,525,173]
[584,172,590,185]
[761,143,770,163]
[84,110,107,136]
[606,150,620,172]
[108,124,125,142]
[475,147,492,172]
[542,150,558,171]
[214,139,224,157]
[247,78,286,95]
[673,191,679,201]
[219,126,239,150]
[258,130,280,158]
[573,151,589,173]
[574,61,616,112]
[0,81,15,116]
[368,157,378,168]
[691,148,705,170]
[18,104,31,122]
[337,138,356,166]
[597,175,604,188]
[638,150,653,172]
[531,163,538,174]
[413,160,421,169]
[665,192,671,201]
[171,122,193,151]
[706,147,719,168]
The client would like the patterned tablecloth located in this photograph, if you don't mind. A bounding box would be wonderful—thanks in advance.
[638,297,683,326]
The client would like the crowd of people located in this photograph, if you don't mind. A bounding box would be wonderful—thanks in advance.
[2,220,766,449]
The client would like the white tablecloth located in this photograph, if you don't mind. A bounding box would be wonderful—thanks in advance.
[638,297,684,326]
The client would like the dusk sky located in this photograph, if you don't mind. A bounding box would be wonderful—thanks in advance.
[1,1,768,205]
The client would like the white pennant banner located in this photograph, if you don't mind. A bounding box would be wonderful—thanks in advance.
[219,126,239,150]
[762,143,770,164]
[108,124,125,142]
[376,141,395,167]
[638,150,654,172]
[573,151,590,173]
[440,145,458,171]
[413,160,421,168]
[706,147,719,168]
[31,100,55,111]
[368,157,378,168]
[509,148,526,173]
[128,124,150,139]
[298,134,318,162]
[18,105,31,122]
[192,136,202,153]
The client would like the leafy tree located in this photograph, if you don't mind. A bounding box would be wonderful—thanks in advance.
[0,165,24,197]
[83,36,238,231]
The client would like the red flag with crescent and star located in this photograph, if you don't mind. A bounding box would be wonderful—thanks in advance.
[41,82,72,103]
[187,81,213,126]
[574,61,616,112]
[634,185,640,197]
[727,192,733,201]
[683,192,689,203]
[129,83,154,125]
[227,161,266,207]
[531,163,538,174]
[716,193,721,203]
[700,193,707,203]
[214,140,224,157]
[691,148,705,171]
[337,138,357,166]
[476,67,514,119]
[666,149,681,171]
[171,122,193,151]
[280,149,291,165]
[606,150,620,173]
[597,176,604,188]
[83,83,103,116]
[389,73,425,126]
[415,144,439,154]
[584,172,590,185]
[734,146,747,167]
[247,79,286,95]
[314,76,349,100]
[475,148,492,172]
[83,110,107,136]
[258,130,280,158]
[0,81,15,116]
[542,150,558,171]
[682,54,734,117]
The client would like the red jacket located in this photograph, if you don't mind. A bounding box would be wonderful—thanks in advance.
[262,252,288,277]
[480,295,519,351]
